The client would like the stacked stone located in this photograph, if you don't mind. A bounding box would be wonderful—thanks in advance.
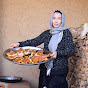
[67,25,88,88]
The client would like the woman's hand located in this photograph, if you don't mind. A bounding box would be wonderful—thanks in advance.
[10,43,19,48]
[50,51,57,59]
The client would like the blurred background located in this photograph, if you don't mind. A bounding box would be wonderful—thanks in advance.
[0,0,88,88]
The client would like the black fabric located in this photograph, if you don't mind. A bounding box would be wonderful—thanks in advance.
[19,29,75,75]
[38,71,68,88]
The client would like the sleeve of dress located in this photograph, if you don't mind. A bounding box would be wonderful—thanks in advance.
[19,30,47,47]
[56,29,75,57]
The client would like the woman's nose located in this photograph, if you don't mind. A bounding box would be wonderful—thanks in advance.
[55,19,58,23]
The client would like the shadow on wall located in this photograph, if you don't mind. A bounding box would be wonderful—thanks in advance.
[0,0,3,75]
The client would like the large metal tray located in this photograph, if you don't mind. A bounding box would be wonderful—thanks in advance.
[3,46,51,65]
[0,76,22,83]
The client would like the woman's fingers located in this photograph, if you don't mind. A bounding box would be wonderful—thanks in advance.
[50,53,54,57]
[51,51,57,59]
[10,44,14,48]
[10,43,19,48]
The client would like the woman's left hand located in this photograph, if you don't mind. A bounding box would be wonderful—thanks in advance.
[50,51,57,59]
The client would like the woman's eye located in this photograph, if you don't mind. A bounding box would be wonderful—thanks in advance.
[58,17,62,20]
[53,17,56,19]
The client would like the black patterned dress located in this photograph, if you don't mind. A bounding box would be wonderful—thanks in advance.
[19,29,75,88]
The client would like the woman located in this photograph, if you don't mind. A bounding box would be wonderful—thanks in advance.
[10,10,75,88]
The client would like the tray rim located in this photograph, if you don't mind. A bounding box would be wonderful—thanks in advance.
[0,76,22,80]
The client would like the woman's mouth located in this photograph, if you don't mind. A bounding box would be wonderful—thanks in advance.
[54,24,58,26]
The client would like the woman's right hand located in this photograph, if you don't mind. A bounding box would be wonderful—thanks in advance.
[10,43,20,48]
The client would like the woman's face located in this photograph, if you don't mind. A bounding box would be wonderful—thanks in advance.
[52,12,62,28]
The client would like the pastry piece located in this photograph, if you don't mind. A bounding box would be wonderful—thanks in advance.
[39,57,48,62]
[28,54,34,58]
[0,86,4,88]
[17,49,23,53]
[37,50,44,54]
[8,56,16,59]
[38,53,51,62]
[30,50,36,55]
[23,49,30,55]
[21,56,31,63]
[16,49,24,57]
[6,50,17,59]
[6,50,15,55]
[13,57,23,63]
[42,53,51,57]
[31,53,51,63]
[35,50,44,56]
[38,56,47,62]
[6,50,16,56]
[31,56,39,63]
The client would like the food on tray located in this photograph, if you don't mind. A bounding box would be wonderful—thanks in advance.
[30,50,36,55]
[21,56,31,63]
[38,54,50,62]
[0,86,4,88]
[35,50,44,56]
[6,50,15,55]
[31,56,39,63]
[8,56,16,59]
[13,57,23,63]
[23,49,30,55]
[6,50,17,59]
[16,49,24,57]
[5,48,51,64]
[36,50,44,55]
[31,55,48,63]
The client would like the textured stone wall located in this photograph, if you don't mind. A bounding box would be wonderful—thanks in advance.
[0,0,88,88]
[67,25,88,88]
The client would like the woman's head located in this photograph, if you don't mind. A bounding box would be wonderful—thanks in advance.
[50,10,65,29]
[52,10,62,28]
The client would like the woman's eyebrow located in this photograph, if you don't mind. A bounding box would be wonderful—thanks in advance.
[53,16,62,18]
[57,17,62,18]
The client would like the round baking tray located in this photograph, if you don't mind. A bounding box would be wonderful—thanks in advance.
[0,76,22,83]
[3,46,51,65]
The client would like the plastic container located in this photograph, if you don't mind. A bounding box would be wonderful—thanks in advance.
[80,23,88,39]
[83,23,88,30]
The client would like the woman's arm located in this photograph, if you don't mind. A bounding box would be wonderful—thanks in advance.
[19,30,48,47]
[56,29,75,57]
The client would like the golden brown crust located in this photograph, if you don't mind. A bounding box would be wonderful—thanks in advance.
[31,56,39,63]
[16,49,23,53]
[23,49,30,55]
[8,56,16,59]
[13,57,23,62]
[6,50,16,56]
[7,48,51,63]
[21,56,31,63]
[6,50,17,59]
